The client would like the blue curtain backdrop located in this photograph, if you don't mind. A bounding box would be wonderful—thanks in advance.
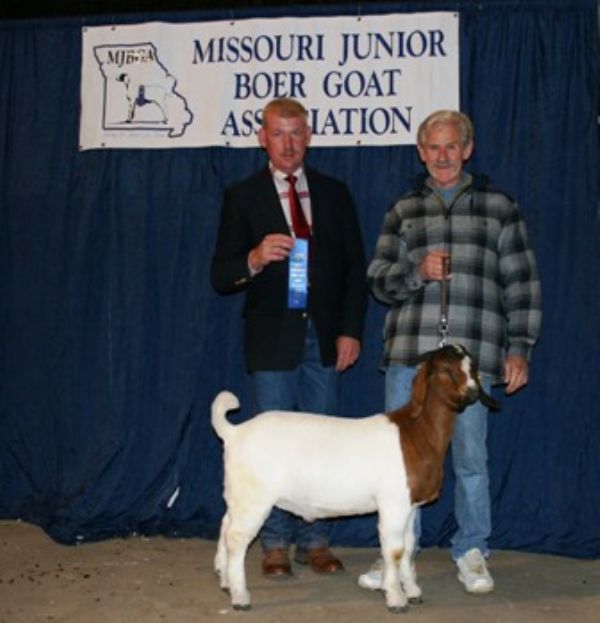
[1,0,599,557]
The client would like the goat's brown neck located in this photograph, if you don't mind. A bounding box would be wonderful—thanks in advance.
[418,387,462,453]
[388,381,464,505]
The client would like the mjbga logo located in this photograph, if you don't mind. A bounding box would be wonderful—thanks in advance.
[93,43,193,137]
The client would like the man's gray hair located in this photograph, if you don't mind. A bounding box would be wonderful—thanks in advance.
[417,110,474,147]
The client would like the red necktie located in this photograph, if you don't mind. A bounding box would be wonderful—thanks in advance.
[286,175,311,240]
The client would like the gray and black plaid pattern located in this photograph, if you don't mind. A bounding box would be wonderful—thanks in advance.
[367,174,542,380]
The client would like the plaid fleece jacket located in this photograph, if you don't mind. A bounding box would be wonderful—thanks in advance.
[367,174,542,381]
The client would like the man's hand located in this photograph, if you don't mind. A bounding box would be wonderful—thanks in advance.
[248,234,295,272]
[419,250,451,281]
[504,354,529,394]
[335,336,361,372]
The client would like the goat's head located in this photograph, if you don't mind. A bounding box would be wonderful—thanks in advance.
[412,345,500,412]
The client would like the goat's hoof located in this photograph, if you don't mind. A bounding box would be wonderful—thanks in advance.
[233,603,251,611]
[387,605,409,614]
[408,595,423,604]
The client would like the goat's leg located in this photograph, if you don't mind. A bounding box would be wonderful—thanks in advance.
[214,511,230,591]
[224,527,252,610]
[399,508,422,604]
[224,504,272,611]
[378,511,408,613]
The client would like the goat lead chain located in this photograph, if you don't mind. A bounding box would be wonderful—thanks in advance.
[438,256,449,347]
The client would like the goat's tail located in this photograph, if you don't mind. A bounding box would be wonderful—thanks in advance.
[211,391,240,440]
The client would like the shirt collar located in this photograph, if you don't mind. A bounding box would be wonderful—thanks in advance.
[425,172,472,194]
[270,164,305,183]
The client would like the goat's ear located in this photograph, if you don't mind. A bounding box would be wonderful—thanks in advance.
[410,362,429,415]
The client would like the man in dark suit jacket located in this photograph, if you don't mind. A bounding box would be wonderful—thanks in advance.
[211,98,367,578]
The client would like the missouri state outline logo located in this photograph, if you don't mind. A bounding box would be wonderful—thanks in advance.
[93,42,193,138]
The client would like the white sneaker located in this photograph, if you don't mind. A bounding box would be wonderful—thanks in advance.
[456,548,494,594]
[357,558,383,591]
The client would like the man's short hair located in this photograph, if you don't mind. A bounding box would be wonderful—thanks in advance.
[417,110,474,147]
[262,98,308,127]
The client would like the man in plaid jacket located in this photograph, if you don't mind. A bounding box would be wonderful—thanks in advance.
[361,110,542,594]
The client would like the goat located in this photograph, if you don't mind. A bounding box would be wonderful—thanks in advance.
[211,344,499,612]
[117,72,170,124]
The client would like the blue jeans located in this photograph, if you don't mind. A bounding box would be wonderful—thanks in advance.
[385,363,492,560]
[252,321,340,553]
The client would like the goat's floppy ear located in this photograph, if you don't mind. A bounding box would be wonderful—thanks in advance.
[409,362,429,416]
[477,377,501,411]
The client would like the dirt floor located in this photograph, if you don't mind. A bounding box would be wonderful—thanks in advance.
[1,519,599,622]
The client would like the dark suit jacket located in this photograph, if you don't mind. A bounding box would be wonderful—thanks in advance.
[211,165,367,371]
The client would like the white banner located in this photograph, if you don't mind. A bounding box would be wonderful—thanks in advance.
[79,12,459,150]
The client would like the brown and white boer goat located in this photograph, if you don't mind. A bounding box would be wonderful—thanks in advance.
[211,344,499,613]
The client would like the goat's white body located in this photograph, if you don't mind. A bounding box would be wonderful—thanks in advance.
[212,392,420,612]
[223,410,408,519]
